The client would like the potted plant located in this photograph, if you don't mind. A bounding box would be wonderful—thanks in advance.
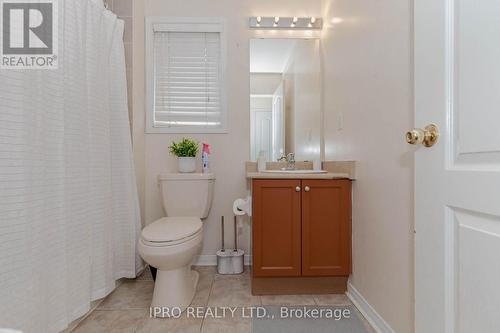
[169,138,199,173]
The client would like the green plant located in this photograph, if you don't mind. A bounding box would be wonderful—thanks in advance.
[169,138,199,157]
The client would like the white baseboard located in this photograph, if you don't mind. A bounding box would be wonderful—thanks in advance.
[192,254,252,266]
[347,282,395,333]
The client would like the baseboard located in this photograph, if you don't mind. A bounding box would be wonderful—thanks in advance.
[192,254,252,266]
[347,282,395,333]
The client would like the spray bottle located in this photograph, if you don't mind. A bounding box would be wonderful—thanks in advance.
[202,143,211,173]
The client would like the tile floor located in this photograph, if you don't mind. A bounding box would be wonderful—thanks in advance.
[71,266,375,333]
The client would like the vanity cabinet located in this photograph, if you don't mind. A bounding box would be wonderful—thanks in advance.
[301,179,351,276]
[252,180,302,277]
[252,179,352,280]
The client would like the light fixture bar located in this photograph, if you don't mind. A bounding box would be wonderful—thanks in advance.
[249,16,323,30]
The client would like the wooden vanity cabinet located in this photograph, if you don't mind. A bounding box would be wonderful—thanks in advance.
[301,179,352,276]
[252,179,352,280]
[252,180,302,277]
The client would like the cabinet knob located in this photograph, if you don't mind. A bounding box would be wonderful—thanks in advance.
[295,186,301,192]
[304,186,310,192]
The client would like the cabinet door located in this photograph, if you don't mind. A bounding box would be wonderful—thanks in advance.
[302,179,352,276]
[252,179,302,277]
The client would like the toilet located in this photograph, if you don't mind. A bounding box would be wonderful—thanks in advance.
[138,173,215,315]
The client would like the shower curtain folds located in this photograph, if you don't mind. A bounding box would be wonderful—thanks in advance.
[0,0,142,332]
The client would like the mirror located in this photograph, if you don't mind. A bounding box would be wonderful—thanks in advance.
[250,38,322,162]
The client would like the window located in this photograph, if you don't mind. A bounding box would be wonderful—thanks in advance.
[146,18,227,133]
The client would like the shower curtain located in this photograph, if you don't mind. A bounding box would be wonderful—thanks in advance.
[0,1,142,332]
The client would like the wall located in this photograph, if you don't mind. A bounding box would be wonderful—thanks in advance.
[321,0,414,332]
[108,0,133,120]
[250,73,282,95]
[132,0,322,258]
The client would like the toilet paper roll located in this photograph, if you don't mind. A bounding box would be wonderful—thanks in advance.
[233,197,252,216]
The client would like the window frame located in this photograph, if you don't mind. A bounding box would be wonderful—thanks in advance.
[145,17,228,134]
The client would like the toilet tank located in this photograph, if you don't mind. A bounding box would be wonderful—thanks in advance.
[159,173,215,219]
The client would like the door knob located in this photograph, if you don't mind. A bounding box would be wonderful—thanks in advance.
[295,186,301,192]
[304,186,310,192]
[406,124,439,147]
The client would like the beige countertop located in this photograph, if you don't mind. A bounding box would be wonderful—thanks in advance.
[245,160,356,180]
[246,171,351,179]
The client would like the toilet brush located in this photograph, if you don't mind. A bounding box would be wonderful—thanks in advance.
[234,216,238,254]
[220,216,225,253]
[216,215,244,274]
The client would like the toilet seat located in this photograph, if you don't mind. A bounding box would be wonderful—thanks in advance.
[141,217,202,247]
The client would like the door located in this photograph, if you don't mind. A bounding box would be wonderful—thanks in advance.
[272,82,285,161]
[252,179,301,277]
[302,180,351,276]
[254,110,273,162]
[250,96,273,161]
[414,1,500,332]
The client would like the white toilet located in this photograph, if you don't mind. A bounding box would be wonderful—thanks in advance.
[138,173,215,315]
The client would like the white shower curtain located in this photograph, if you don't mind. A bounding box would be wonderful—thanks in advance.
[0,1,142,332]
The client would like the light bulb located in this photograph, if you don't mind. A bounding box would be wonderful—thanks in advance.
[292,17,298,23]
[274,16,280,23]
[310,17,316,24]
[256,16,262,23]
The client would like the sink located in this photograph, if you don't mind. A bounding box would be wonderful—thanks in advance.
[261,169,328,174]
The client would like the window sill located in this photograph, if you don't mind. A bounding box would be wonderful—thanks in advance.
[145,127,229,134]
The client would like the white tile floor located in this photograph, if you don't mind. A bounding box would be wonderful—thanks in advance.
[71,266,376,333]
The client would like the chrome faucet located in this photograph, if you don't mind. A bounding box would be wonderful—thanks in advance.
[278,153,296,170]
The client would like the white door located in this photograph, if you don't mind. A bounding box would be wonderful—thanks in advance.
[272,82,285,161]
[250,97,273,161]
[254,110,273,162]
[414,1,500,333]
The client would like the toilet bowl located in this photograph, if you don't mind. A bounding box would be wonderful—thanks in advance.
[138,217,203,313]
[138,173,215,316]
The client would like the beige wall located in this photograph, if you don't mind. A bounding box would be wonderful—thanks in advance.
[109,0,133,120]
[132,0,322,256]
[250,73,282,95]
[321,0,414,332]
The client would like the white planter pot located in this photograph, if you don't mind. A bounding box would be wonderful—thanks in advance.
[178,157,196,173]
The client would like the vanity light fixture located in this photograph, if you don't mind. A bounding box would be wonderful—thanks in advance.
[249,16,323,30]
[256,16,262,27]
[308,17,316,28]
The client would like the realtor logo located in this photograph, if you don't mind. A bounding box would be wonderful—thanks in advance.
[0,0,58,69]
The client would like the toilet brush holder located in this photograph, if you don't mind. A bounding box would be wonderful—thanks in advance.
[216,216,244,275]
[217,249,244,275]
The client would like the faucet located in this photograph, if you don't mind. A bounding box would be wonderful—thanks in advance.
[278,153,296,170]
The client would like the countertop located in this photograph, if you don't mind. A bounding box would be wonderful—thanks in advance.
[245,161,356,180]
[246,171,352,180]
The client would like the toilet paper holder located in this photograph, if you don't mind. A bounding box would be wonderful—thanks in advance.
[233,195,252,217]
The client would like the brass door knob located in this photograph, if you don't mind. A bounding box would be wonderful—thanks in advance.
[295,186,301,192]
[304,186,310,192]
[406,124,439,147]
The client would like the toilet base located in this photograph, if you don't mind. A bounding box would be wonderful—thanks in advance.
[150,266,199,318]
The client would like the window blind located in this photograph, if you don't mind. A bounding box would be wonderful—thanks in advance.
[153,31,223,130]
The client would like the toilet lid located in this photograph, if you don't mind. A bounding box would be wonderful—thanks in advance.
[141,217,202,243]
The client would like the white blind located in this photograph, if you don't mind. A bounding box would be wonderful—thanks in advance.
[153,31,223,130]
